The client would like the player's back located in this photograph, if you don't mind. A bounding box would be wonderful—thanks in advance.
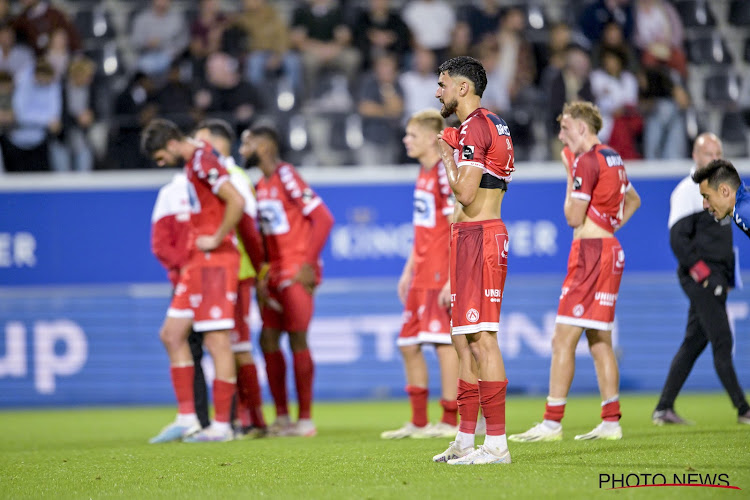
[575,144,628,234]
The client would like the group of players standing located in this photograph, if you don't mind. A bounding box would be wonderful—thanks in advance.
[139,54,748,459]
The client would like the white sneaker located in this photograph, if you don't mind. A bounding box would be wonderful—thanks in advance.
[412,422,459,439]
[284,419,317,437]
[268,415,293,436]
[432,441,473,463]
[381,422,427,439]
[475,415,486,436]
[148,420,201,444]
[182,424,234,443]
[574,422,622,440]
[447,445,511,465]
[508,422,563,442]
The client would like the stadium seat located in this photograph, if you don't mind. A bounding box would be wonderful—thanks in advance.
[74,6,116,45]
[703,70,742,107]
[728,0,750,26]
[686,35,733,65]
[720,111,749,157]
[675,0,716,28]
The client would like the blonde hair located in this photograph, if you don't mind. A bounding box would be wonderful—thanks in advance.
[407,108,445,134]
[558,101,603,134]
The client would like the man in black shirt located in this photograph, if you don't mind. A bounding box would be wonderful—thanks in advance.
[653,133,750,425]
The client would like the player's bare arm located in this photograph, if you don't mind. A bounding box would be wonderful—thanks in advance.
[196,181,245,252]
[398,250,415,305]
[617,185,641,230]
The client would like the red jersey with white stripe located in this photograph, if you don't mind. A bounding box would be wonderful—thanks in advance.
[570,144,631,233]
[456,107,515,182]
[151,173,191,286]
[412,160,454,289]
[256,162,324,269]
[185,142,237,255]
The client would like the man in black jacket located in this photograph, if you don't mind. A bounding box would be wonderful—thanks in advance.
[653,133,750,425]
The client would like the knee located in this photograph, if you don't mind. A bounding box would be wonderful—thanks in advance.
[288,332,308,352]
[551,333,576,356]
[160,327,183,352]
[259,330,280,352]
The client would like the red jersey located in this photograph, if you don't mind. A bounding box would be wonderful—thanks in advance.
[456,107,515,182]
[570,144,631,232]
[185,143,237,255]
[256,162,327,269]
[412,160,454,289]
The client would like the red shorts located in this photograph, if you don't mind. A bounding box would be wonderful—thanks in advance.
[398,287,451,346]
[260,263,318,333]
[450,219,509,335]
[556,238,624,331]
[169,249,239,333]
[231,278,254,353]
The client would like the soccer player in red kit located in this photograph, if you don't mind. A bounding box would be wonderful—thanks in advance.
[509,101,641,443]
[142,118,243,443]
[431,56,514,465]
[242,125,334,437]
[381,109,459,440]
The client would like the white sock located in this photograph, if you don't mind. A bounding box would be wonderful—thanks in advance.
[483,434,508,454]
[210,421,231,433]
[600,420,620,431]
[455,431,475,450]
[543,419,562,430]
[176,413,198,426]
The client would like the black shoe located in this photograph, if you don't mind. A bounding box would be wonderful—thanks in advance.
[652,409,689,425]
[739,410,750,425]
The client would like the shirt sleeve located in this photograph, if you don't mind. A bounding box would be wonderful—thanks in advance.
[279,164,323,217]
[436,161,455,216]
[571,153,600,201]
[192,148,230,195]
[457,117,491,171]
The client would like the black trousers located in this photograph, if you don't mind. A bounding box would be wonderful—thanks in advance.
[188,329,210,428]
[656,275,749,414]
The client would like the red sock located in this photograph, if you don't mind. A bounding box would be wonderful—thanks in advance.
[236,398,252,427]
[213,379,236,424]
[406,385,428,427]
[264,350,288,417]
[170,365,195,415]
[601,400,621,422]
[457,379,480,434]
[478,379,507,436]
[237,364,265,427]
[293,349,314,420]
[440,398,458,426]
[544,402,566,422]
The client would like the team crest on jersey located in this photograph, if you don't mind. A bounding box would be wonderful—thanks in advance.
[462,145,475,160]
[466,308,479,323]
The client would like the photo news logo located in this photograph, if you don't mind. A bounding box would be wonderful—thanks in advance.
[599,473,741,490]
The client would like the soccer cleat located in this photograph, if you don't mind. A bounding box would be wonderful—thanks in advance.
[182,425,234,443]
[381,422,428,439]
[652,409,689,425]
[283,419,317,437]
[447,445,511,465]
[412,422,459,439]
[148,420,201,444]
[738,410,750,425]
[268,415,293,436]
[432,441,473,463]
[508,422,563,442]
[574,422,622,440]
[234,425,268,439]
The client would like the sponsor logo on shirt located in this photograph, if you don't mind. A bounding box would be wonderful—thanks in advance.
[462,145,475,160]
[484,288,503,303]
[595,292,618,306]
[573,176,582,190]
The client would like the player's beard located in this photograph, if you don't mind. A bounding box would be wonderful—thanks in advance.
[244,152,260,169]
[440,98,458,118]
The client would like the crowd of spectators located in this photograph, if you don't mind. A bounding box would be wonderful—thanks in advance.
[0,0,748,171]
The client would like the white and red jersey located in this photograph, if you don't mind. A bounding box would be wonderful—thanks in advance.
[412,160,454,289]
[151,173,191,286]
[456,107,515,182]
[570,143,631,233]
[256,162,331,271]
[185,142,237,255]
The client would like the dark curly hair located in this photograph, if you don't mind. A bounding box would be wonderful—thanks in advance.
[692,159,741,189]
[438,56,487,97]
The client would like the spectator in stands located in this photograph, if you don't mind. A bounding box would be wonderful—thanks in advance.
[638,63,689,159]
[111,72,158,169]
[13,0,81,56]
[456,0,502,51]
[352,0,411,71]
[546,43,594,158]
[189,0,227,62]
[153,60,196,129]
[494,6,536,105]
[130,0,188,77]
[356,52,403,165]
[58,57,96,171]
[290,0,360,97]
[194,52,263,135]
[235,0,303,95]
[578,0,634,45]
[401,0,455,63]
[400,46,441,125]
[0,0,10,25]
[633,0,687,78]
[538,22,573,92]
[591,46,641,159]
[0,69,11,171]
[592,21,638,72]
[0,23,34,77]
[45,27,70,79]
[1,58,61,171]
[477,38,510,116]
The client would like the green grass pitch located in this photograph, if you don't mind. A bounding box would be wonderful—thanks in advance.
[1,393,748,499]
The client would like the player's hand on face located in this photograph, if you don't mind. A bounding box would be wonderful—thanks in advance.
[438,281,451,309]
[195,234,220,252]
[294,262,316,294]
[560,146,574,178]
